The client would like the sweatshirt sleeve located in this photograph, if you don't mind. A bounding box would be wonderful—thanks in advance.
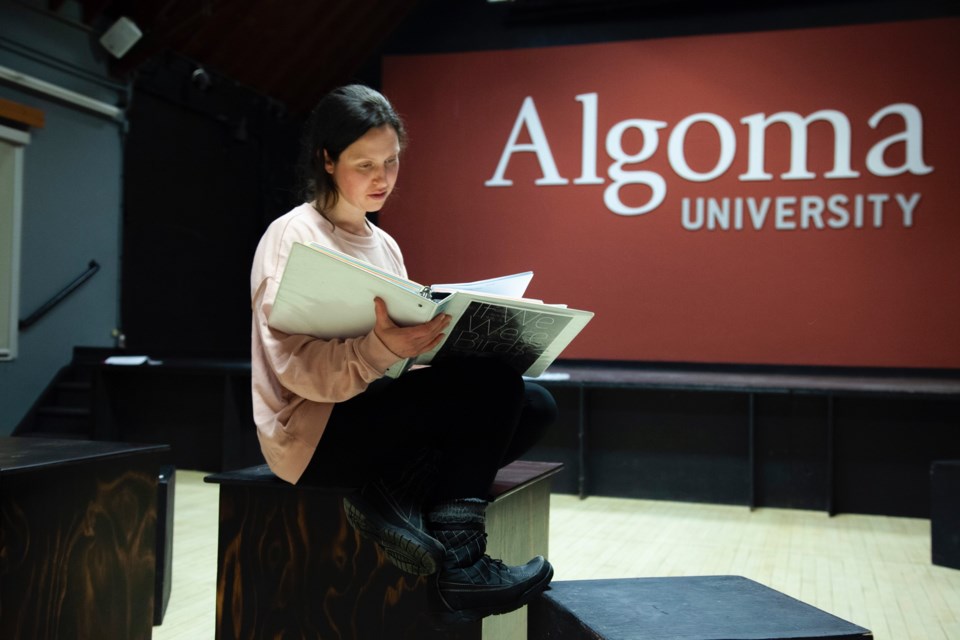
[252,275,401,403]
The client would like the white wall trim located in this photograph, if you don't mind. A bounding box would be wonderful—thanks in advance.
[0,63,123,120]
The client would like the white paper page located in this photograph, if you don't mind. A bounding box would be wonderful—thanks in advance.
[431,271,534,298]
[104,355,162,365]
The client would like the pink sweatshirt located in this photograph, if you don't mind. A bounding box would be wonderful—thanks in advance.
[250,203,406,483]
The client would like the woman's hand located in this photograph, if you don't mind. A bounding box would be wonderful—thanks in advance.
[373,297,451,358]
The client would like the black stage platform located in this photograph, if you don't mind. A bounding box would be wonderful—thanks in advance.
[528,576,871,640]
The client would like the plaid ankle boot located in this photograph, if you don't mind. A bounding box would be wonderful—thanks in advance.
[426,498,554,624]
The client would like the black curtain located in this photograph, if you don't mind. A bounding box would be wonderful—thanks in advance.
[121,54,301,358]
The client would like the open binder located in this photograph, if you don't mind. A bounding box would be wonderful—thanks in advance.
[269,242,594,378]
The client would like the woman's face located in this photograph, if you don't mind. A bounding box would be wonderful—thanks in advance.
[325,124,400,215]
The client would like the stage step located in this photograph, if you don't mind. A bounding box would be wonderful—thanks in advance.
[528,576,871,640]
[14,346,105,439]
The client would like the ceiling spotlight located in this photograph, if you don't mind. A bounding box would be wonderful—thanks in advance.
[191,67,212,91]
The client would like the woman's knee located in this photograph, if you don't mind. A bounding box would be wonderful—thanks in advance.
[523,382,558,427]
[495,383,557,466]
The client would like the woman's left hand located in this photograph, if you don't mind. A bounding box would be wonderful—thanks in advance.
[372,297,451,358]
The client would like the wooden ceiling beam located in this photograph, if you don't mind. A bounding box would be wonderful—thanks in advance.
[266,0,390,111]
[285,0,421,113]
[178,0,262,64]
[252,0,355,99]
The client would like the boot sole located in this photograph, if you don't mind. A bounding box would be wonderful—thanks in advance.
[343,495,443,576]
[430,563,555,626]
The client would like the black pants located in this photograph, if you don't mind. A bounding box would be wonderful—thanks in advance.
[300,357,557,503]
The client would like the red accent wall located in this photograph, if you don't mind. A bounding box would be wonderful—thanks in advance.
[382,18,960,368]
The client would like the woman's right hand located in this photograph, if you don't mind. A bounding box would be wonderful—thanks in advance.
[373,297,451,358]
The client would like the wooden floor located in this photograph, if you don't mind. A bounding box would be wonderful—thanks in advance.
[153,470,960,640]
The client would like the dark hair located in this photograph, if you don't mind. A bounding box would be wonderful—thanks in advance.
[297,84,407,213]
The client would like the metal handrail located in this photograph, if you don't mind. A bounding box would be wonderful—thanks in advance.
[19,260,100,330]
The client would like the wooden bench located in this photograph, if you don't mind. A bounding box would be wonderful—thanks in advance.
[528,576,871,639]
[204,459,563,640]
[534,362,960,515]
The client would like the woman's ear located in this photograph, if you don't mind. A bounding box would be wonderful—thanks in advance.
[323,149,335,174]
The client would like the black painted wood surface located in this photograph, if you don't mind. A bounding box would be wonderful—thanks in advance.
[528,576,871,640]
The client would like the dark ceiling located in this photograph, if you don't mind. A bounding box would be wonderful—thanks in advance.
[59,0,760,115]
[56,0,954,115]
[61,0,423,114]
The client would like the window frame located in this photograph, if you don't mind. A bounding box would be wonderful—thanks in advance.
[0,123,30,361]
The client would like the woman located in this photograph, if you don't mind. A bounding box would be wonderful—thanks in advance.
[250,84,557,624]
